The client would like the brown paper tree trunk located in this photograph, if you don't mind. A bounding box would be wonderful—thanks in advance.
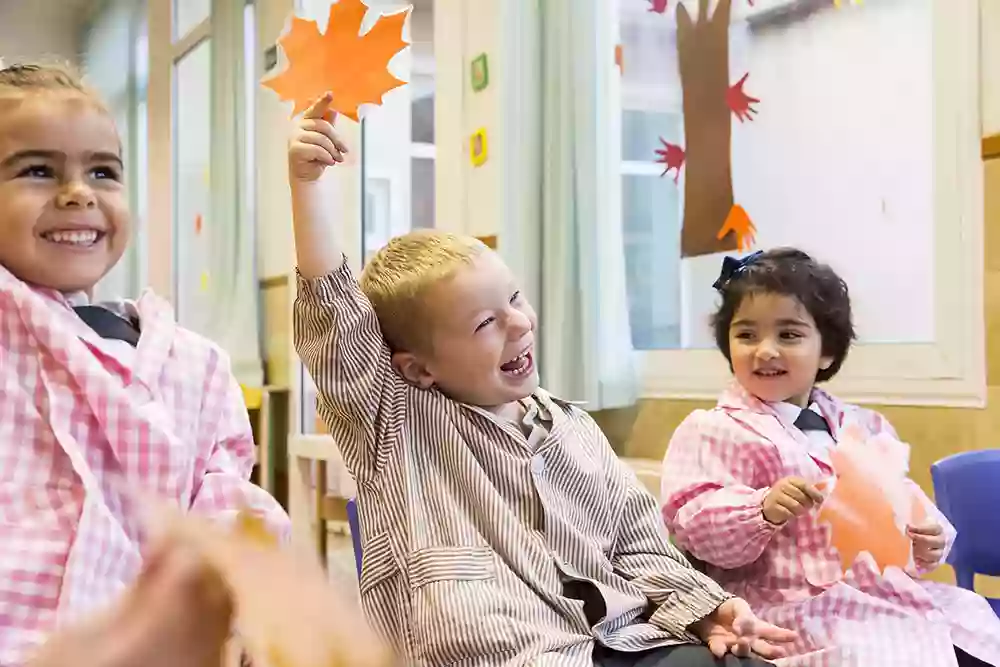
[676,0,739,258]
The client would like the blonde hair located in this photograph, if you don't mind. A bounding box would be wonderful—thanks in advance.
[360,229,488,351]
[0,62,105,107]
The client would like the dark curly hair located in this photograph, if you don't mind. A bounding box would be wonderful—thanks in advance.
[710,247,856,383]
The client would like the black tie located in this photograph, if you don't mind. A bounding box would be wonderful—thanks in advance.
[794,409,831,436]
[73,305,141,347]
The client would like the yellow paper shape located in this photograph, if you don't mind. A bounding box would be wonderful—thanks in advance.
[261,0,410,121]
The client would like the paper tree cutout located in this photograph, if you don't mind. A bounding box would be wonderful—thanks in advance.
[716,204,756,251]
[261,0,410,121]
[727,72,759,122]
[655,138,685,183]
[163,508,393,667]
[815,432,922,574]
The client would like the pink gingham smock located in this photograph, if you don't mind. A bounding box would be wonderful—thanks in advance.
[0,266,289,666]
[660,383,1000,667]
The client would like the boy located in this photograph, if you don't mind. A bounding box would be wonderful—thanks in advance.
[290,93,796,666]
[0,63,289,664]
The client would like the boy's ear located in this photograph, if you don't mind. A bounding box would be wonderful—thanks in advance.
[390,351,435,389]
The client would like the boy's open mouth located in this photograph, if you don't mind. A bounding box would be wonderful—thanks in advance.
[501,350,534,377]
[41,230,105,248]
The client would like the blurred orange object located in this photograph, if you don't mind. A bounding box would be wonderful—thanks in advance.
[816,438,922,573]
[165,508,393,667]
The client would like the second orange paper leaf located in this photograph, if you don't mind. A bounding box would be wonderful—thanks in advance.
[262,0,410,122]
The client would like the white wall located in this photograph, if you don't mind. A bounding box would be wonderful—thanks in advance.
[984,0,1000,137]
[0,1,87,64]
[677,0,936,347]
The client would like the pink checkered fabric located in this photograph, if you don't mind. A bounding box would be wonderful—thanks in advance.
[0,267,289,665]
[661,383,1000,667]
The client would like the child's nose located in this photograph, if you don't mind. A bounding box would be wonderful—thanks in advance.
[507,308,532,337]
[755,339,780,360]
[56,180,97,209]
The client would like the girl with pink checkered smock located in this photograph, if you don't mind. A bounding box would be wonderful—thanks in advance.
[0,62,289,666]
[660,248,1000,667]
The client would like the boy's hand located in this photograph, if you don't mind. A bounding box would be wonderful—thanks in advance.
[907,520,947,567]
[762,477,824,526]
[28,540,232,667]
[289,92,349,183]
[692,597,797,659]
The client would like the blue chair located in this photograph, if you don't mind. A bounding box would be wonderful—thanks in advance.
[931,450,1000,616]
[346,497,362,578]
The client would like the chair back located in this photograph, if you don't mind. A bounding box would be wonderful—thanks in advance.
[931,450,1000,589]
[346,497,362,578]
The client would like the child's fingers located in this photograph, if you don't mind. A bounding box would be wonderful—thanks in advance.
[296,130,345,163]
[302,92,334,120]
[292,143,338,166]
[906,521,942,536]
[779,487,814,510]
[787,478,824,504]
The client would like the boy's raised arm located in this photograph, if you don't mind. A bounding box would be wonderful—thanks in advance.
[289,93,349,279]
[289,94,401,482]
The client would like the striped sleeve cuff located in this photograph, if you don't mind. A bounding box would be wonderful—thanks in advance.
[294,255,357,305]
[648,575,732,642]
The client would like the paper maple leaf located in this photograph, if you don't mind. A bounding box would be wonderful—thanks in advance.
[716,204,756,251]
[262,0,410,122]
[727,72,759,122]
[816,441,919,574]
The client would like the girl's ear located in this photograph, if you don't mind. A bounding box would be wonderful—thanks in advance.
[820,355,835,371]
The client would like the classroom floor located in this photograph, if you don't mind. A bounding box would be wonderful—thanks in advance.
[326,532,361,596]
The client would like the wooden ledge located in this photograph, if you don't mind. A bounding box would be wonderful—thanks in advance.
[985,134,1000,161]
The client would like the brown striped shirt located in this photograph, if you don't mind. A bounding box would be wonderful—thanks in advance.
[294,261,731,666]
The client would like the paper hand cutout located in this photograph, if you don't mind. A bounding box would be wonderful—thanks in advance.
[815,429,922,574]
[656,0,753,13]
[716,204,756,251]
[727,72,759,123]
[655,138,685,183]
[262,0,410,121]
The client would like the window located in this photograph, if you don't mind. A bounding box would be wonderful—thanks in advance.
[618,0,984,406]
[297,0,436,435]
[361,0,436,263]
[173,39,212,333]
[84,0,149,301]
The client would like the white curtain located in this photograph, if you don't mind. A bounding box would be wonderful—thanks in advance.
[83,0,145,302]
[536,0,637,409]
[207,0,264,386]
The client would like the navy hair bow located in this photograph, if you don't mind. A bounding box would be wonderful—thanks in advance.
[712,250,763,292]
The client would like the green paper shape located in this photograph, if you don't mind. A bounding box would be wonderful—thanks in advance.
[471,53,489,92]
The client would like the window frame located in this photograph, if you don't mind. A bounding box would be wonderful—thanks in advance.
[620,0,985,408]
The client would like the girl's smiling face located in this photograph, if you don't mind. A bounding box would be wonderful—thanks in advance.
[0,91,130,295]
[728,291,834,408]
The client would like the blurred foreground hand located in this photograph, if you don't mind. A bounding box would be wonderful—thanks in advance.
[29,508,392,667]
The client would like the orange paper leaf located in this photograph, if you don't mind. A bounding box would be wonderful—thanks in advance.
[262,0,410,122]
[817,446,914,573]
